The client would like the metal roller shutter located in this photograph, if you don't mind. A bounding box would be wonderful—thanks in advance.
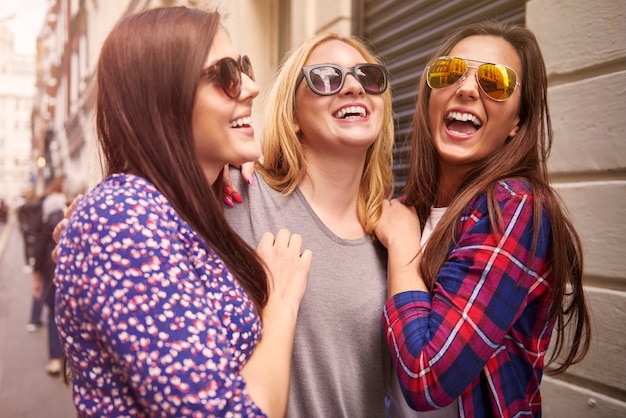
[355,0,526,191]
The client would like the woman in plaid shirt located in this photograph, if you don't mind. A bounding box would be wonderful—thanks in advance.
[375,21,591,417]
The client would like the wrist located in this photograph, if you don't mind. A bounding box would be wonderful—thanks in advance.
[262,301,299,323]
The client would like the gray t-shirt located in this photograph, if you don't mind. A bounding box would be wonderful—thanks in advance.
[225,168,390,418]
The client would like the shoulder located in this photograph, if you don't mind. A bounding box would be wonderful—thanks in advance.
[85,174,167,208]
[494,178,533,200]
[227,167,269,192]
[461,178,540,229]
[468,178,534,209]
[493,178,541,216]
[225,168,274,214]
[227,166,248,190]
[72,174,175,229]
[60,175,191,268]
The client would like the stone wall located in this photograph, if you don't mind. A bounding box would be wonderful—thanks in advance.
[527,0,626,416]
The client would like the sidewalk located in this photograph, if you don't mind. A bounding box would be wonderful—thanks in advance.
[0,213,76,417]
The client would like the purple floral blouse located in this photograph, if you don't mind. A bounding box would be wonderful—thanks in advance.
[55,173,266,417]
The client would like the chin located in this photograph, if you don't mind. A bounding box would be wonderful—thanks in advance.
[235,152,260,166]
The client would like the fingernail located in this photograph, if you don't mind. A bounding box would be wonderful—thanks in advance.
[224,187,232,196]
[231,192,242,204]
[246,174,254,186]
[223,196,234,207]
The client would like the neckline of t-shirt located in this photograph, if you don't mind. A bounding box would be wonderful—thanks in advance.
[293,186,371,246]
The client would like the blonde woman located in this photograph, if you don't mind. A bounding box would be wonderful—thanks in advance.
[225,32,395,417]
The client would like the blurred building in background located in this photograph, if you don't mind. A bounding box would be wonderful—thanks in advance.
[28,0,626,416]
[0,24,37,203]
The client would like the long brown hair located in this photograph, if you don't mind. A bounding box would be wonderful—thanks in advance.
[257,33,395,234]
[96,7,268,310]
[403,21,590,374]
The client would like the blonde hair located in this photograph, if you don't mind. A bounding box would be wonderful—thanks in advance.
[257,32,395,234]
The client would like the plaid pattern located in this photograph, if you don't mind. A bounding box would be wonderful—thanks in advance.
[384,179,553,417]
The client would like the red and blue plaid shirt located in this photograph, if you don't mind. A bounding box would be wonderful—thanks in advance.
[384,179,554,417]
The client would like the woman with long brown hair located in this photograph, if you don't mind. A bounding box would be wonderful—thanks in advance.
[375,21,591,417]
[54,7,311,417]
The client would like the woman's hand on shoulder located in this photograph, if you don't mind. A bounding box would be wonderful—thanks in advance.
[375,198,427,295]
[374,198,422,251]
[51,194,82,263]
[221,162,256,207]
[256,229,312,314]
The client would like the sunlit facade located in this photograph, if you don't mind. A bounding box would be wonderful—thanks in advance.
[0,25,37,203]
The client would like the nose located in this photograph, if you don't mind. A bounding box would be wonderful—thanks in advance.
[241,72,260,100]
[340,73,365,95]
[455,68,479,100]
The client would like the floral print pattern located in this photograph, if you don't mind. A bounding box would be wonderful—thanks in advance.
[55,173,266,417]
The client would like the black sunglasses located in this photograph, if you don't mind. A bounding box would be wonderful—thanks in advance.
[201,55,255,99]
[296,63,388,96]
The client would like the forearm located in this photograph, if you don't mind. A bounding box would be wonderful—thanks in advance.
[243,229,310,416]
[240,303,299,418]
[386,244,427,297]
[373,198,426,297]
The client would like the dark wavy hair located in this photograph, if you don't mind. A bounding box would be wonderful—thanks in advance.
[403,21,590,374]
[95,6,268,310]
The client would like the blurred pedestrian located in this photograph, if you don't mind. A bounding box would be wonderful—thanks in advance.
[0,198,8,223]
[17,187,44,331]
[17,187,41,269]
[33,176,67,375]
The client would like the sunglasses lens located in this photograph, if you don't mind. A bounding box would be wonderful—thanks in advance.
[427,57,466,89]
[356,65,387,94]
[241,55,255,81]
[477,64,517,100]
[308,66,343,95]
[219,58,241,98]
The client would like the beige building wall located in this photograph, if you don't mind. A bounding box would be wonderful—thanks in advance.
[57,0,133,192]
[219,0,352,144]
[73,0,284,189]
[289,0,353,44]
[213,0,278,143]
[526,0,626,416]
[0,36,36,201]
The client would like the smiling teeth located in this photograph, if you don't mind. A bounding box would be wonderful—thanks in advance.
[447,111,481,127]
[230,116,252,128]
[334,106,367,119]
